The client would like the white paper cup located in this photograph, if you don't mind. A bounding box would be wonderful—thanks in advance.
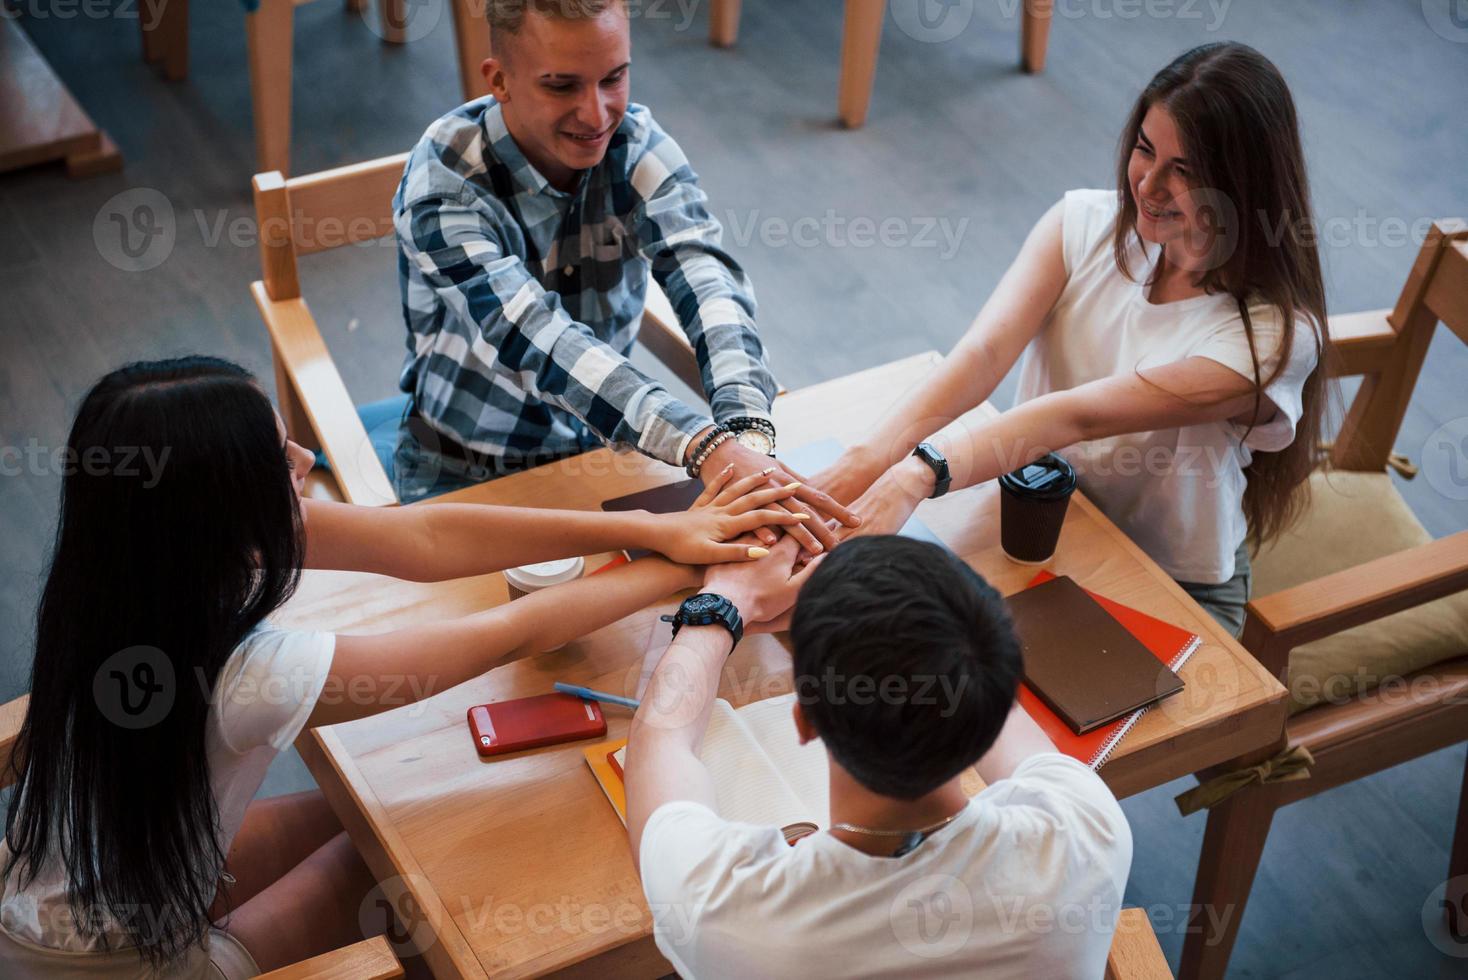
[503,557,585,602]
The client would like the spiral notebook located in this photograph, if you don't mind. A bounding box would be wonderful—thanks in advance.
[1011,571,1201,770]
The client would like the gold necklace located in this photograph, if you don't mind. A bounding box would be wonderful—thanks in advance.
[830,803,967,838]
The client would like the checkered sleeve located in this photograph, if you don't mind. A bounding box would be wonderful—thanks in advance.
[397,187,712,464]
[629,127,779,427]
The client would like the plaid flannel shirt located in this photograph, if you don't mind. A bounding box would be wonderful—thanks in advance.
[393,98,777,468]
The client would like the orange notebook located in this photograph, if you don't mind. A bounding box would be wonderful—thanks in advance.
[1016,571,1201,770]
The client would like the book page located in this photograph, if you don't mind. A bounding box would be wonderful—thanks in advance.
[698,700,814,830]
[736,694,830,825]
[612,700,813,831]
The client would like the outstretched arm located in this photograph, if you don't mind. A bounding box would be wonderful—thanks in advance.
[815,200,1069,505]
[301,466,805,579]
[306,556,700,729]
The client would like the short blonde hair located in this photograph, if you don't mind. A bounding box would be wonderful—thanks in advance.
[486,0,625,36]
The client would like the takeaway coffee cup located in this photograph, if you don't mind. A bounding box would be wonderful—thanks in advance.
[998,454,1077,564]
[503,557,586,652]
[503,557,586,602]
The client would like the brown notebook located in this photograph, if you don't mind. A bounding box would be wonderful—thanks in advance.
[1004,575,1185,734]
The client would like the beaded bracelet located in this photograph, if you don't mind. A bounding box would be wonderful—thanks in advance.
[686,430,733,480]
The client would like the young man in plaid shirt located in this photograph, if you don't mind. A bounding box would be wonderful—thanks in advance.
[393,0,858,553]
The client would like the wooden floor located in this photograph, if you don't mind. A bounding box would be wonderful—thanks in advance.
[2,1,1465,976]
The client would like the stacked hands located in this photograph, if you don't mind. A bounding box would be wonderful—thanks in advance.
[663,443,939,631]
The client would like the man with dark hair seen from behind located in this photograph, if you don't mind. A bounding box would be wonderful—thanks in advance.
[393,0,858,557]
[625,535,1133,977]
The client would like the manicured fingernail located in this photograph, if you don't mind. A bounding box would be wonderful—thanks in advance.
[791,513,811,520]
[851,515,863,525]
[747,547,770,558]
[784,481,802,490]
[809,542,823,552]
[762,467,776,475]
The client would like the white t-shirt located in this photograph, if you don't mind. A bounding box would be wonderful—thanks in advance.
[1013,189,1319,584]
[0,624,335,952]
[638,754,1132,980]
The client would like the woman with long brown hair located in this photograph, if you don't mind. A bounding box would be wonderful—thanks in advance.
[816,42,1328,636]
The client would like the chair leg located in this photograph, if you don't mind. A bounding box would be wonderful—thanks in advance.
[1180,786,1277,980]
[449,0,492,101]
[709,0,741,47]
[247,0,295,176]
[140,6,164,64]
[1020,0,1051,73]
[1449,746,1468,929]
[838,0,885,129]
[377,0,409,44]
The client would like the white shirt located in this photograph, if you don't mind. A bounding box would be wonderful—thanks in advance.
[0,624,335,951]
[638,754,1132,980]
[1014,189,1319,584]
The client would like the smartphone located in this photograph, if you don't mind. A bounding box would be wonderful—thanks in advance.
[467,694,607,757]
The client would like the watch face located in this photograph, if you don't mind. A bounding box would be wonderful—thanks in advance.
[735,429,775,455]
[685,594,722,616]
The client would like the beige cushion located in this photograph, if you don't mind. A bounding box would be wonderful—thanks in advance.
[1252,469,1468,713]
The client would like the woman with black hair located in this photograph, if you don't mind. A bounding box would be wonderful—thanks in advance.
[820,42,1329,638]
[0,356,798,977]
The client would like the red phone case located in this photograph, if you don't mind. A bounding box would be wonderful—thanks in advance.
[467,694,607,757]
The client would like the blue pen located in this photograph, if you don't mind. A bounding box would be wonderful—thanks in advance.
[554,681,641,711]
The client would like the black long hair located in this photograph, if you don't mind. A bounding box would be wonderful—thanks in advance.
[3,357,304,965]
[1112,42,1329,548]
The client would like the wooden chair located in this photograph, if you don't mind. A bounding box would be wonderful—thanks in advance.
[707,0,1054,128]
[1180,221,1468,979]
[140,0,492,175]
[1107,907,1173,980]
[250,154,706,506]
[0,697,403,979]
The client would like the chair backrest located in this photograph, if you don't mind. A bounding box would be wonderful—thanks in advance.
[1329,219,1468,472]
[252,153,410,303]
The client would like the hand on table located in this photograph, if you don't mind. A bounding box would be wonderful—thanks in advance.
[698,438,861,556]
[703,536,824,631]
[657,465,808,565]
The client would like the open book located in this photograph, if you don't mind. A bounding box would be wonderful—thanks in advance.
[584,693,829,843]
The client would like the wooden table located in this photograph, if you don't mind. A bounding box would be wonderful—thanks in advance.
[277,352,1288,979]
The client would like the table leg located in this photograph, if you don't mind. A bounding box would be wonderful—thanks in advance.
[709,0,741,47]
[838,0,885,129]
[1179,777,1278,980]
[247,0,295,176]
[1449,747,1468,931]
[1021,0,1052,73]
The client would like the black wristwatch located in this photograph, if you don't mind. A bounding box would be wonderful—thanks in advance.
[660,593,745,650]
[911,442,951,499]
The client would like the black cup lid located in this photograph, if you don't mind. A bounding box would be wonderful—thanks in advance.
[999,453,1077,499]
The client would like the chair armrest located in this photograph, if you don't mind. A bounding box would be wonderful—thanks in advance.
[638,277,706,397]
[1106,907,1172,980]
[0,695,29,792]
[1242,530,1468,678]
[1327,308,1396,377]
[256,936,402,980]
[251,282,396,507]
